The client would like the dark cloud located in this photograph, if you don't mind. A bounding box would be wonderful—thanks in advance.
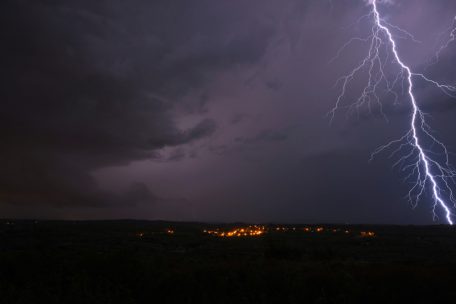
[229,113,251,125]
[2,0,456,223]
[235,129,288,145]
[189,150,435,224]
[0,0,272,207]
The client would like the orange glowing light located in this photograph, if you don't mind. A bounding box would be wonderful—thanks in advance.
[203,225,266,238]
[360,231,376,237]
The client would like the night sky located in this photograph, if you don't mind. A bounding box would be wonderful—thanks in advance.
[2,0,456,224]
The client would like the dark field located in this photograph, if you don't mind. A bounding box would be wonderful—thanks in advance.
[1,221,456,304]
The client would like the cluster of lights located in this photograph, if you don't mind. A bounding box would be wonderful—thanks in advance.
[203,225,266,237]
[301,227,350,234]
[274,227,296,231]
[135,226,376,239]
[360,231,376,238]
[202,225,374,238]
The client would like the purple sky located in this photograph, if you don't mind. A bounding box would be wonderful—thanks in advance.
[2,0,456,224]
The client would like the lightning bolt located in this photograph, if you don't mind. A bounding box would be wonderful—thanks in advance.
[429,15,456,67]
[330,0,456,224]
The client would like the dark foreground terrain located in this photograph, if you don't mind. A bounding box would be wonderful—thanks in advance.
[1,221,456,304]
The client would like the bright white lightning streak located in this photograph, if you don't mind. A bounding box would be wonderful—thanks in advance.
[330,0,456,224]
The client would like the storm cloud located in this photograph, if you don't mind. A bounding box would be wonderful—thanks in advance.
[0,0,272,206]
[2,0,456,223]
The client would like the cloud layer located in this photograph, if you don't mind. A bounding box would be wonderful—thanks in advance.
[2,0,456,223]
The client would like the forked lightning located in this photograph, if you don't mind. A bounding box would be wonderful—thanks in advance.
[330,0,456,224]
